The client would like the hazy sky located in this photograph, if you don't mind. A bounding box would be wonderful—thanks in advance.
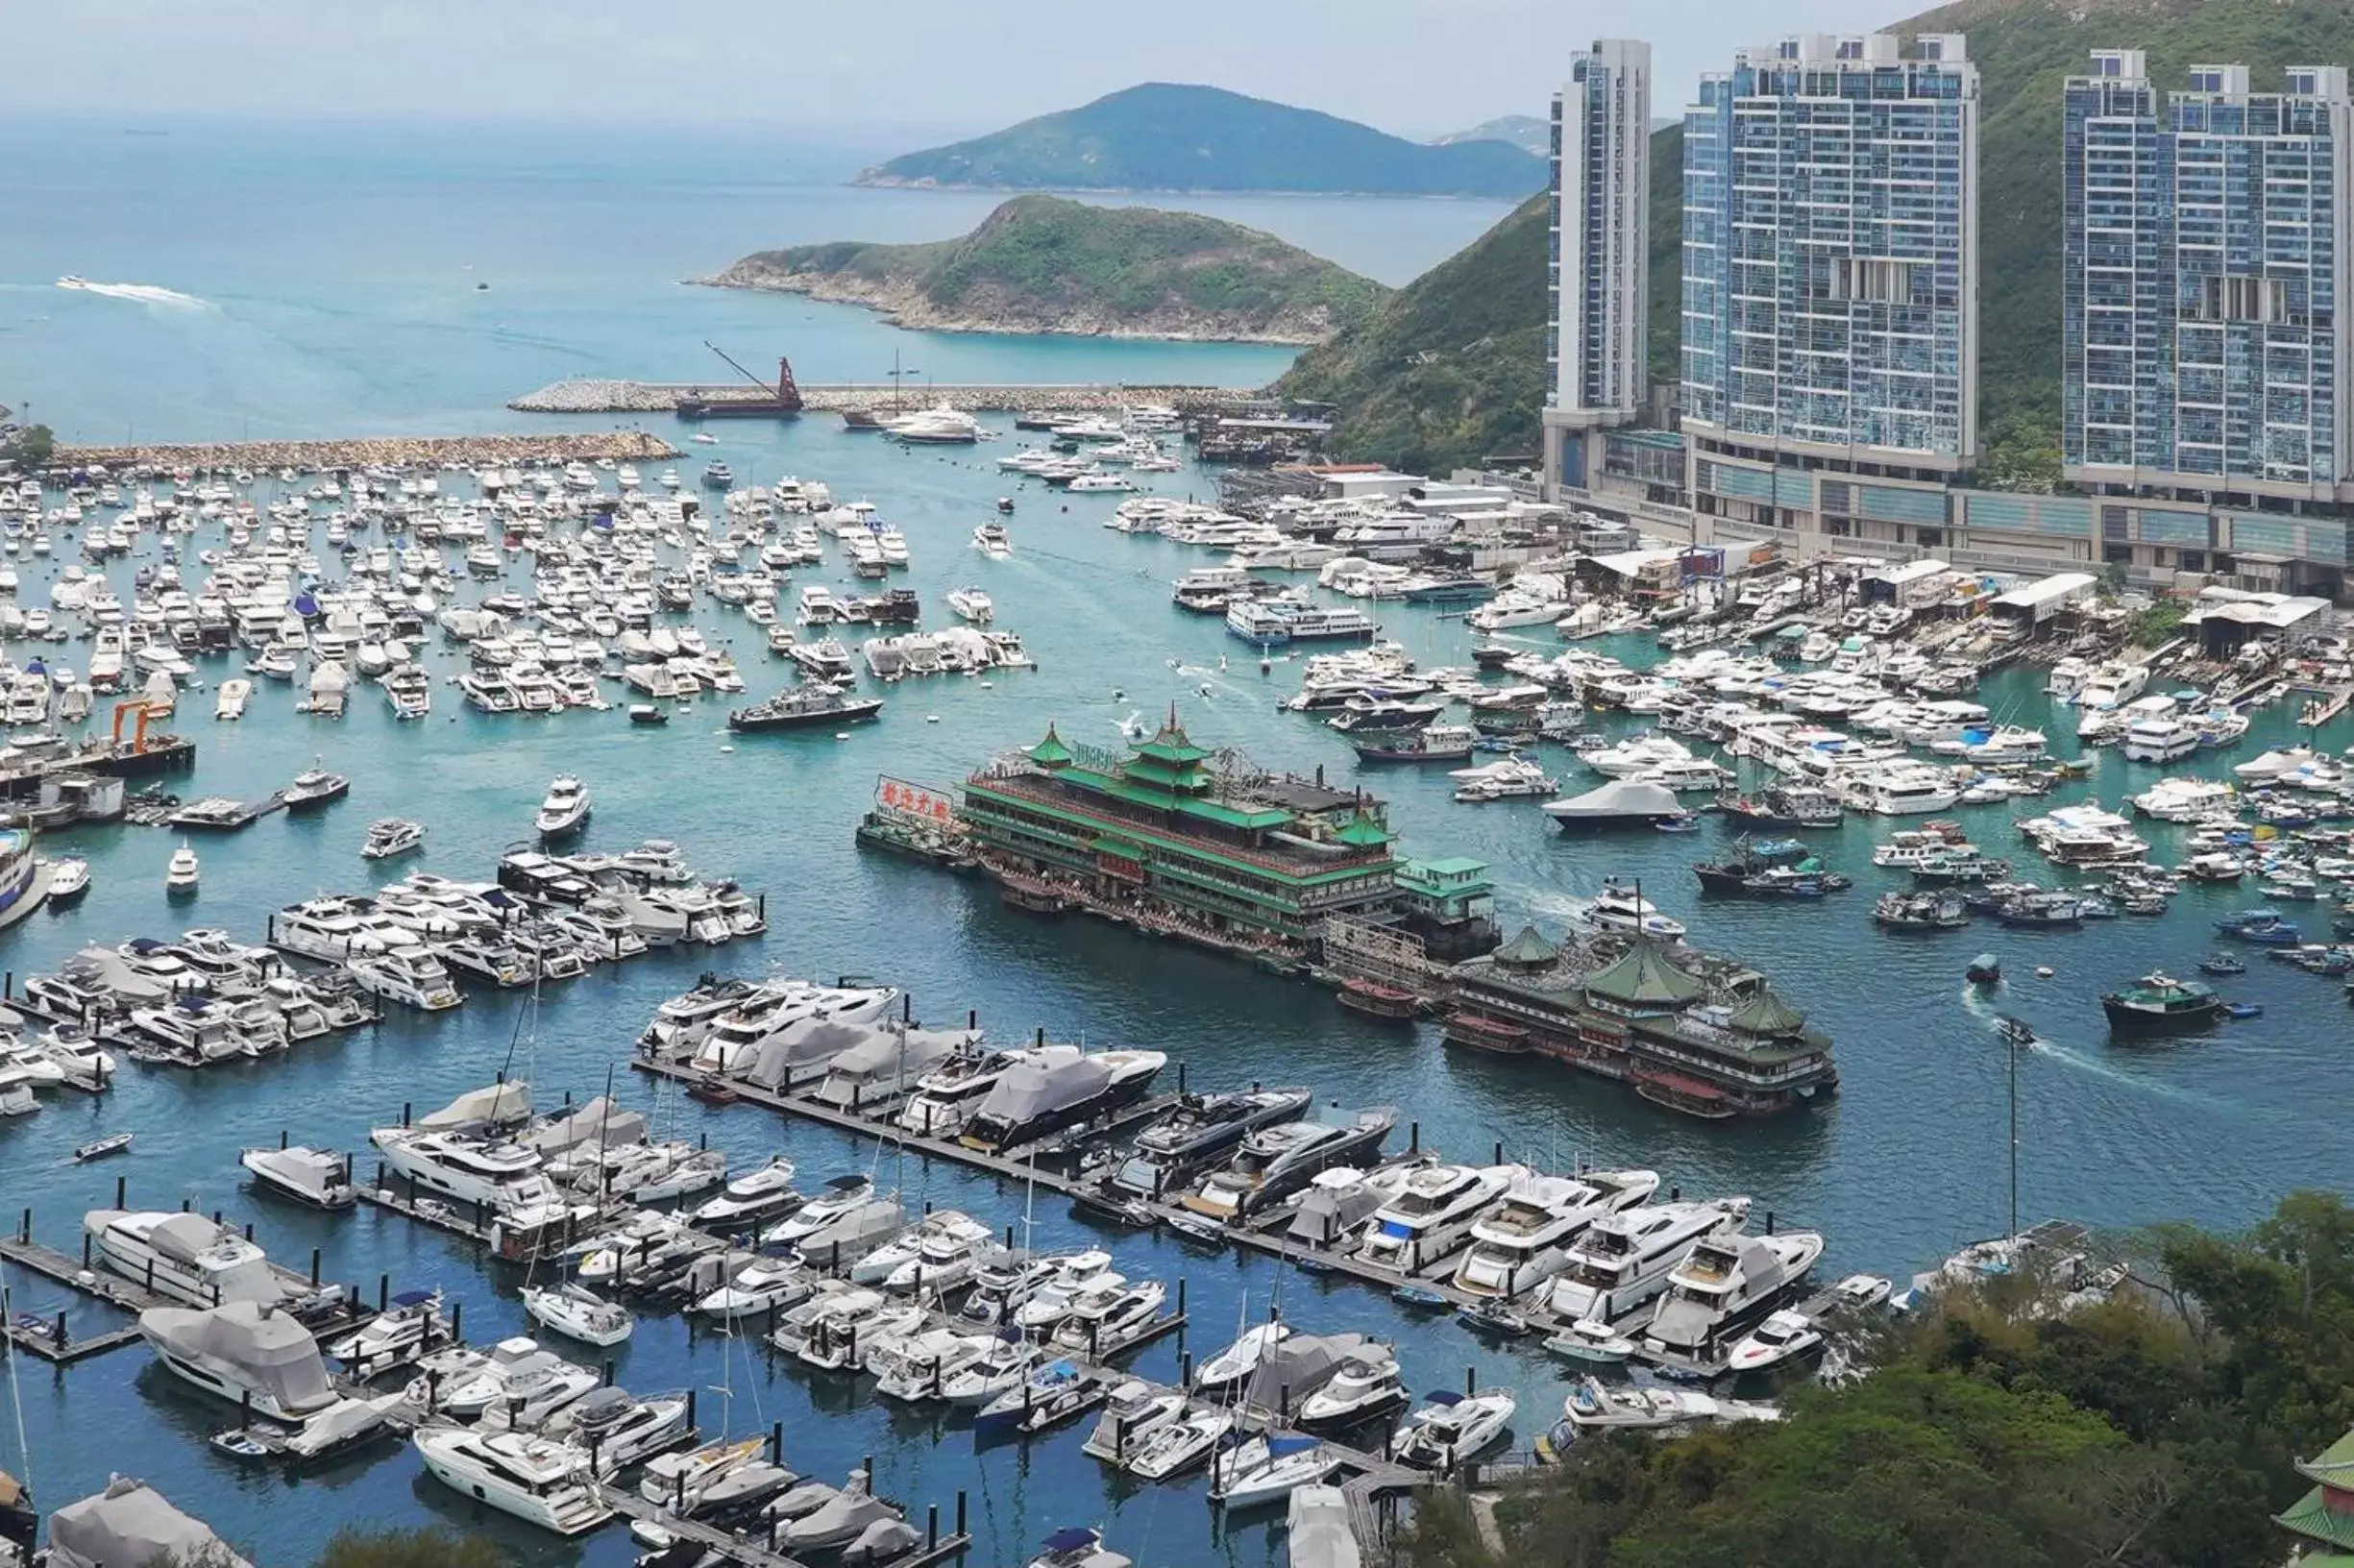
[18,0,1905,141]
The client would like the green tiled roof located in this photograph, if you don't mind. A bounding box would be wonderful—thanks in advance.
[2279,1484,2354,1553]
[1412,856,1490,876]
[1729,990,1806,1037]
[1334,814,1392,847]
[1493,925,1561,968]
[1586,940,1705,1007]
[1028,723,1073,768]
[2296,1430,2354,1489]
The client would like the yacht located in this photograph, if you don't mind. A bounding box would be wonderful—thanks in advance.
[1208,1433,1342,1507]
[872,1327,993,1402]
[138,1301,337,1420]
[877,1212,1003,1294]
[693,1257,815,1321]
[760,1172,877,1248]
[369,1126,553,1210]
[1297,1351,1408,1430]
[361,818,426,861]
[1285,1160,1430,1251]
[327,1288,453,1373]
[165,844,200,895]
[1355,1164,1519,1275]
[413,1427,612,1536]
[86,1209,289,1307]
[1540,1196,1753,1326]
[534,774,591,841]
[945,587,993,625]
[1642,1230,1827,1360]
[1452,1168,1659,1299]
[2121,715,2200,764]
[897,1047,1018,1138]
[1726,1308,1823,1373]
[1577,879,1685,942]
[520,1283,634,1348]
[240,1145,356,1210]
[2076,661,2149,711]
[440,1335,600,1424]
[543,1386,694,1476]
[1126,1407,1235,1480]
[1106,1086,1313,1200]
[1389,1388,1516,1469]
[963,1248,1115,1331]
[347,943,461,1011]
[888,404,986,444]
[1557,1377,1779,1436]
[689,1155,800,1232]
[1081,1379,1189,1463]
[1182,1107,1395,1220]
[1049,1278,1168,1356]
[958,1044,1167,1154]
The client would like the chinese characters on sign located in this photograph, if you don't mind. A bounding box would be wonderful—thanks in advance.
[875,776,955,822]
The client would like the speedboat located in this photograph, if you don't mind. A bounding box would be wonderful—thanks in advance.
[361,818,426,861]
[1390,1387,1516,1468]
[1125,1406,1233,1479]
[1297,1351,1407,1430]
[1726,1307,1822,1372]
[535,774,591,841]
[693,1257,814,1320]
[327,1288,452,1373]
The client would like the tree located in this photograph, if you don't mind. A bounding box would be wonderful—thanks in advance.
[0,425,53,470]
[313,1527,510,1568]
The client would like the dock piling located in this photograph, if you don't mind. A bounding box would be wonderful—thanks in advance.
[279,1130,288,1150]
[927,1505,939,1552]
[1410,1121,1420,1154]
[956,1491,966,1538]
[770,1419,783,1464]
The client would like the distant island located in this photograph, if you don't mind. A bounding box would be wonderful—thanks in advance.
[853,83,1545,199]
[700,195,1389,345]
[1431,114,1550,157]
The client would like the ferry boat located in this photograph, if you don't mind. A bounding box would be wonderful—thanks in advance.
[1223,598,1376,645]
[2100,971,2225,1037]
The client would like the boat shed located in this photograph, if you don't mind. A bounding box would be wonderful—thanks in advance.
[1988,571,2097,628]
[2183,592,2331,657]
[1860,557,1952,605]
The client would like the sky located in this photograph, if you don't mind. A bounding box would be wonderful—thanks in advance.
[16,0,1910,142]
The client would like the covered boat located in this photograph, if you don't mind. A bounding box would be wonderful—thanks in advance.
[1541,779,1682,829]
[45,1478,254,1568]
[138,1301,337,1421]
[527,1096,650,1155]
[418,1081,532,1134]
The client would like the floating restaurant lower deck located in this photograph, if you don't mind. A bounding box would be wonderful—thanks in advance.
[1443,926,1839,1117]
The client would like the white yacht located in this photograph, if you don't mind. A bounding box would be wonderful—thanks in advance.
[1642,1230,1827,1360]
[165,844,200,895]
[2076,661,2149,711]
[689,1155,800,1231]
[896,1048,1018,1138]
[1453,1168,1659,1299]
[347,943,461,1011]
[240,1145,356,1210]
[1540,1196,1753,1326]
[138,1301,337,1420]
[413,1427,613,1536]
[1578,879,1685,943]
[1355,1164,1520,1276]
[369,1126,553,1210]
[86,1209,288,1307]
[534,774,591,841]
[693,1257,814,1320]
[521,1283,634,1348]
[1208,1433,1342,1507]
[1390,1388,1516,1469]
[440,1335,599,1424]
[2121,715,2200,764]
[361,818,427,860]
[1726,1308,1823,1372]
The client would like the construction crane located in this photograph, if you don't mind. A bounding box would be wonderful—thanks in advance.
[675,341,803,420]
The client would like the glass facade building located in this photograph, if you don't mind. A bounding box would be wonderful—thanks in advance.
[1549,39,1652,425]
[1680,34,1980,472]
[2062,55,2354,503]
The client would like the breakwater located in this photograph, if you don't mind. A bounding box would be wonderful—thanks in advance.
[53,429,680,472]
[509,380,1261,415]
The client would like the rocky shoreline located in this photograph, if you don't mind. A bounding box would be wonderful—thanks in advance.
[693,266,1339,345]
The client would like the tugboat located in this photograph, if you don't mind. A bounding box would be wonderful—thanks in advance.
[2100,971,2225,1037]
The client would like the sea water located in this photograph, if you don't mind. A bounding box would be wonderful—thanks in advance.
[1,115,2349,1568]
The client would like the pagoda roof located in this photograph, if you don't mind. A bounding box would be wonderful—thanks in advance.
[2278,1486,2354,1553]
[1585,940,1705,1007]
[1132,709,1212,766]
[1729,989,1806,1037]
[1334,813,1392,847]
[1492,925,1562,968]
[1027,723,1073,768]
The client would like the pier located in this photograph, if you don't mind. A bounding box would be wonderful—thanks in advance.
[509,380,1262,417]
[51,429,682,475]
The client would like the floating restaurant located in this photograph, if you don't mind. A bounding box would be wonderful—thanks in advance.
[1443,926,1839,1118]
[959,715,1494,958]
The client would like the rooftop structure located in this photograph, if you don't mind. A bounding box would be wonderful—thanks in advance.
[1443,923,1838,1118]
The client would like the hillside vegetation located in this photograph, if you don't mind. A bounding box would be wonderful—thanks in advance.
[1287,0,2354,482]
[704,195,1386,345]
[856,83,1545,199]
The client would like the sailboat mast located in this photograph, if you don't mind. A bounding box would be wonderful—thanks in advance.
[2008,1023,2020,1239]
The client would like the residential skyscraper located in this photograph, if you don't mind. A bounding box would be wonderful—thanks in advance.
[1543,38,1651,494]
[2062,54,2354,503]
[1680,34,1980,489]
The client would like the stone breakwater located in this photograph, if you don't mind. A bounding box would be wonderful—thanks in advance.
[54,429,680,472]
[509,380,1258,415]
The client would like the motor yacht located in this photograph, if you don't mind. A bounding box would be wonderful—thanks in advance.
[1577,878,1685,942]
[1643,1230,1827,1360]
[326,1287,452,1373]
[86,1209,289,1307]
[963,1248,1114,1332]
[165,844,200,895]
[639,1435,765,1510]
[1390,1387,1516,1468]
[689,1155,800,1231]
[369,1126,553,1211]
[974,1357,1102,1434]
[138,1301,337,1420]
[1354,1164,1520,1275]
[1049,1278,1167,1356]
[1182,1107,1395,1220]
[1126,1406,1234,1480]
[958,1044,1166,1154]
[1556,1376,1779,1437]
[240,1145,356,1210]
[896,1047,1018,1138]
[1106,1086,1312,1200]
[542,1386,693,1476]
[346,943,461,1011]
[870,1327,993,1402]
[535,774,591,841]
[1298,1351,1407,1430]
[1208,1433,1341,1507]
[440,1335,599,1425]
[1284,1160,1429,1250]
[414,1427,612,1535]
[361,818,426,861]
[1452,1168,1659,1299]
[1540,1196,1753,1325]
[876,1212,1003,1295]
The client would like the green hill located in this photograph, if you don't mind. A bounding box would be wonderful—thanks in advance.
[855,83,1545,199]
[703,195,1387,345]
[1285,0,2354,481]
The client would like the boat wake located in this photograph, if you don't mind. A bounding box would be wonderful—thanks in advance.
[1955,990,2208,1105]
[55,276,214,310]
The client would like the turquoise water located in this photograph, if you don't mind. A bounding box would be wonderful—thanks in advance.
[0,113,2349,1568]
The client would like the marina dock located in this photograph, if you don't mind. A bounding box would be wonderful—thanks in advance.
[53,429,682,474]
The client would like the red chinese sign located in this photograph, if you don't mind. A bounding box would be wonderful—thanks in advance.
[876,776,955,822]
